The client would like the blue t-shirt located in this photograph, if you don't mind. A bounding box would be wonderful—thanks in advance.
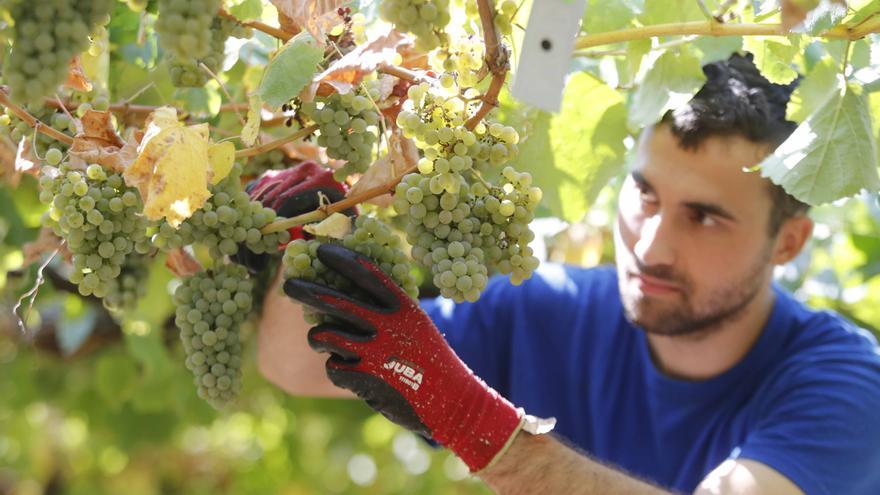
[422,264,880,494]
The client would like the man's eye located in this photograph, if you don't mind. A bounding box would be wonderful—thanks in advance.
[638,189,657,204]
[690,210,717,227]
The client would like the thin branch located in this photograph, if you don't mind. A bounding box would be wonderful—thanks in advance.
[573,36,697,58]
[696,0,715,21]
[465,0,508,131]
[574,21,858,51]
[0,90,74,146]
[378,64,431,83]
[218,9,293,42]
[235,124,319,159]
[14,245,61,341]
[199,62,246,127]
[261,163,421,234]
[850,15,880,39]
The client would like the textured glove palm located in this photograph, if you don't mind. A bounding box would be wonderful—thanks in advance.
[284,243,525,472]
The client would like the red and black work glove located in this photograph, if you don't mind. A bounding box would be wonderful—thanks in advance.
[284,243,541,473]
[234,161,354,273]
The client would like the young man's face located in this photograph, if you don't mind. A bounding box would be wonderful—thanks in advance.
[614,125,779,337]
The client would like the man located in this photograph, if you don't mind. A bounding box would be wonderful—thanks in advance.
[257,54,880,494]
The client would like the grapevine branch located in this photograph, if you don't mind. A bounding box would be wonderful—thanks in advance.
[0,89,75,146]
[465,0,508,130]
[218,9,293,42]
[574,20,874,51]
[262,0,508,234]
[261,163,421,234]
[235,124,319,159]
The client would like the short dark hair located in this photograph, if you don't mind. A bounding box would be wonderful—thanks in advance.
[660,52,809,235]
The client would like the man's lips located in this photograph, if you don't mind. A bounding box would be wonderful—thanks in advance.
[629,272,682,296]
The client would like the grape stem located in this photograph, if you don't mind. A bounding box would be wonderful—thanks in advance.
[235,124,319,159]
[0,89,75,146]
[261,162,421,234]
[465,0,508,131]
[217,9,293,42]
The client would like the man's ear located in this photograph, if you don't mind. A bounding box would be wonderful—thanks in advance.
[771,215,813,265]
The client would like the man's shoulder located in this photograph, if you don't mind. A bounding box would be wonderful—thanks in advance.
[764,289,880,398]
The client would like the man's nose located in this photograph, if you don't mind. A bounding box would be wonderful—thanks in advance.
[633,214,675,267]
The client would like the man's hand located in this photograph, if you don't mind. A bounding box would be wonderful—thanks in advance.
[284,243,526,472]
[234,161,351,273]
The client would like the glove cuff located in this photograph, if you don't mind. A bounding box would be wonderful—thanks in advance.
[431,377,530,472]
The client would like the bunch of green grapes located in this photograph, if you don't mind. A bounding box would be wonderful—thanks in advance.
[379,0,451,51]
[155,0,221,60]
[174,264,251,408]
[3,0,113,103]
[283,216,418,324]
[169,16,251,88]
[301,92,380,181]
[102,254,150,316]
[433,38,484,88]
[153,163,291,258]
[241,149,289,178]
[463,0,517,35]
[0,105,74,162]
[39,163,152,298]
[391,81,540,301]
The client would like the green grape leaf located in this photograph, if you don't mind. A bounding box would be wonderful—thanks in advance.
[229,0,263,20]
[743,37,801,84]
[628,49,706,129]
[639,0,708,24]
[258,33,324,108]
[793,0,848,35]
[844,0,880,27]
[787,55,838,123]
[582,0,643,34]
[692,36,743,64]
[511,73,628,222]
[761,81,880,205]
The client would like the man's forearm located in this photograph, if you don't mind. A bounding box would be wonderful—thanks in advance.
[479,432,674,495]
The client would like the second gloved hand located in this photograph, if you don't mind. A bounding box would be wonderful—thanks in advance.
[284,243,530,472]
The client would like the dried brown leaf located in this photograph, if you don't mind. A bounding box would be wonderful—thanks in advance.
[780,0,846,30]
[271,0,345,45]
[303,28,412,100]
[347,129,418,207]
[65,56,93,92]
[68,110,131,172]
[165,249,203,277]
[14,137,38,178]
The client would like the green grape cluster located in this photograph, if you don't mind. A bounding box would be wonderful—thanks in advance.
[283,216,418,324]
[379,0,451,51]
[155,0,221,60]
[103,254,150,316]
[433,38,484,88]
[169,16,251,88]
[241,149,289,178]
[3,0,113,103]
[391,82,541,302]
[379,0,451,52]
[0,105,74,161]
[174,264,251,408]
[153,164,291,258]
[39,163,152,298]
[463,0,517,35]
[301,92,380,181]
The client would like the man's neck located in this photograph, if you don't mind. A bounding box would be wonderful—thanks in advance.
[644,287,776,381]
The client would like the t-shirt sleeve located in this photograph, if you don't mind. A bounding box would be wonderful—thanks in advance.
[733,358,880,495]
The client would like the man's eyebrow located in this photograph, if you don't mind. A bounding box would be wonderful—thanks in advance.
[683,201,738,222]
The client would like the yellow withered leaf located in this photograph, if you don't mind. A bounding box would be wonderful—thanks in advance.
[303,212,352,239]
[124,107,234,227]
